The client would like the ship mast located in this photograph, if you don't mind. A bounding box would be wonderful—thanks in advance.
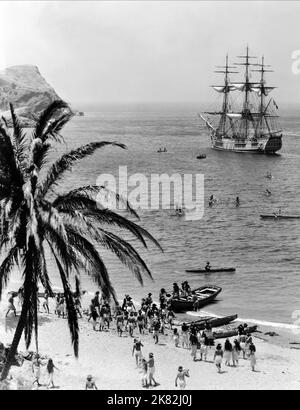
[221,54,230,135]
[204,55,238,138]
[252,56,274,137]
[235,45,257,140]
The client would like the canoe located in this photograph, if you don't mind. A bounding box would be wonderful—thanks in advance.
[260,214,300,220]
[188,314,238,330]
[170,284,222,313]
[185,267,236,273]
[213,325,258,339]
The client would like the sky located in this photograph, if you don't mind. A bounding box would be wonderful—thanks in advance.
[1,1,300,106]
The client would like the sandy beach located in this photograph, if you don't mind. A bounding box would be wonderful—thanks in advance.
[1,292,300,390]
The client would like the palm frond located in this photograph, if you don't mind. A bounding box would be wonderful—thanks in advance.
[9,104,28,174]
[93,227,154,285]
[33,100,70,142]
[55,194,162,251]
[37,141,126,199]
[39,244,54,297]
[65,225,117,302]
[0,245,19,300]
[0,123,24,191]
[52,249,79,357]
[53,184,139,219]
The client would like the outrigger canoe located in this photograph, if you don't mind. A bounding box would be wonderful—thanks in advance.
[186,267,236,273]
[213,325,257,339]
[187,314,238,330]
[260,214,300,220]
[170,284,222,313]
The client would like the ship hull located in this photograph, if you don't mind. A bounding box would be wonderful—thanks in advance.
[210,134,282,154]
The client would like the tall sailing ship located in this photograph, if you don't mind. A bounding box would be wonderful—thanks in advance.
[200,47,282,154]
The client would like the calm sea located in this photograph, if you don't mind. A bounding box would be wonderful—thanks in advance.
[31,103,300,327]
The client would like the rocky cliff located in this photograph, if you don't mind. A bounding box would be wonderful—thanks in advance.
[0,65,65,126]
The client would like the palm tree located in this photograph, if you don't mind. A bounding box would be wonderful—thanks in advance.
[0,101,161,380]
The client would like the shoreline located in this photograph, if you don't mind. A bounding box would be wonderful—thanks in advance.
[1,290,300,390]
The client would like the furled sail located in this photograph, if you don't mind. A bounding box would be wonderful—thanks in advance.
[226,113,242,119]
[212,85,236,93]
[250,85,275,96]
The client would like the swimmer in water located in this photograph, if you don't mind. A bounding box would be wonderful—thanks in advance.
[265,189,272,196]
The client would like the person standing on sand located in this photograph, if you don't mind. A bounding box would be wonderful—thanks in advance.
[214,344,223,373]
[92,291,101,316]
[166,307,175,330]
[55,294,60,316]
[46,358,59,389]
[141,358,148,388]
[239,333,247,359]
[175,366,189,390]
[116,309,124,337]
[137,310,145,334]
[224,338,233,366]
[32,355,42,388]
[5,294,17,317]
[85,375,98,390]
[128,312,136,337]
[245,335,253,358]
[173,328,180,347]
[199,331,208,361]
[189,331,198,361]
[147,353,158,387]
[232,339,241,367]
[42,292,50,314]
[153,319,160,344]
[132,338,144,367]
[249,342,256,371]
[88,300,98,331]
[181,323,189,349]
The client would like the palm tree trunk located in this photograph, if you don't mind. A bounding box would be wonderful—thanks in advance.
[0,295,28,381]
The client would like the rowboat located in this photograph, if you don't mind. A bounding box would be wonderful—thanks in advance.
[213,325,257,339]
[188,314,238,330]
[186,267,236,273]
[260,214,300,220]
[170,284,222,312]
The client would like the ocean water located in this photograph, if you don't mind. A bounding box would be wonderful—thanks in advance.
[30,103,300,326]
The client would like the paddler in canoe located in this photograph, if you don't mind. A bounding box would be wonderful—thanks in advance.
[272,208,282,218]
[205,261,211,272]
[172,283,180,298]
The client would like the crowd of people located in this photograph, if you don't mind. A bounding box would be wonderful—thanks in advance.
[3,287,257,390]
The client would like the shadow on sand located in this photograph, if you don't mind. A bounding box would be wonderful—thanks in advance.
[0,315,52,334]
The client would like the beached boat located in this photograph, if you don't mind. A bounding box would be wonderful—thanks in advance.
[260,214,300,220]
[186,267,236,273]
[200,47,282,154]
[188,314,238,330]
[213,325,257,339]
[170,284,222,312]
